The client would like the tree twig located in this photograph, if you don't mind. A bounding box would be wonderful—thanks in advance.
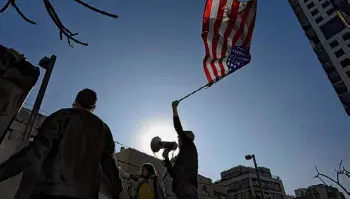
[43,0,88,47]
[74,0,118,18]
[0,0,36,24]
[314,162,350,195]
[0,0,11,13]
[1,0,119,47]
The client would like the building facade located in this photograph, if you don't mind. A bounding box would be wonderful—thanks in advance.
[114,147,228,199]
[0,107,47,199]
[294,184,345,199]
[216,165,286,199]
[288,0,350,116]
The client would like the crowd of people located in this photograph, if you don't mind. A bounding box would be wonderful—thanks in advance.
[0,89,199,199]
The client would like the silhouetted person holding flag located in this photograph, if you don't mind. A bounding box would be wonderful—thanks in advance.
[162,100,198,199]
[0,88,123,199]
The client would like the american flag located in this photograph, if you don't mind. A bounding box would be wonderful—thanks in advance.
[202,0,257,84]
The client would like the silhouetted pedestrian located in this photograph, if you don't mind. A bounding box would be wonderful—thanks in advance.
[162,100,198,199]
[0,88,123,199]
[127,163,166,199]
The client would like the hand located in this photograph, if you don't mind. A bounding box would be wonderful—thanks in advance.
[162,149,170,160]
[129,174,139,181]
[172,100,179,108]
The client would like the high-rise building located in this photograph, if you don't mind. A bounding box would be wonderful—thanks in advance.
[215,165,286,199]
[294,184,345,199]
[288,0,350,116]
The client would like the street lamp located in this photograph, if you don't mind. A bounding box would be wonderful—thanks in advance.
[245,154,265,199]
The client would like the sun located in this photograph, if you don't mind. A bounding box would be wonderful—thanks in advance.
[137,119,179,156]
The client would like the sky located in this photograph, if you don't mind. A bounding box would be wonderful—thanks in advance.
[1,0,350,195]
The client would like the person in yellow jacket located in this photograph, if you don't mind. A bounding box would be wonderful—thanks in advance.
[128,163,167,199]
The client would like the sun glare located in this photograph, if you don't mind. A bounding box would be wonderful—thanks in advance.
[138,120,179,156]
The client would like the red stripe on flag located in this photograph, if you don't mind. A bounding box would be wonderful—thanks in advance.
[231,1,254,47]
[211,0,227,78]
[242,1,257,47]
[202,0,214,82]
[221,0,240,58]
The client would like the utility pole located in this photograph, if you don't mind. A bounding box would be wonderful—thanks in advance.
[245,154,265,199]
[23,55,56,140]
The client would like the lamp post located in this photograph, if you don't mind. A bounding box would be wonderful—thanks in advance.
[245,154,265,199]
[23,55,56,140]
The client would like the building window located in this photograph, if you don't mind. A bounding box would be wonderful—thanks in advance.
[339,92,350,106]
[322,1,331,8]
[334,81,348,95]
[342,32,350,41]
[311,9,319,16]
[315,16,324,24]
[320,16,346,40]
[328,70,341,84]
[307,2,315,9]
[341,58,350,68]
[335,49,345,58]
[329,40,339,48]
[326,8,335,15]
[323,61,336,73]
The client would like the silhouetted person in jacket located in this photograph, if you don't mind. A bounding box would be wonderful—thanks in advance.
[162,100,198,199]
[0,88,123,199]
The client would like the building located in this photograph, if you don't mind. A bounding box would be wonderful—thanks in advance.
[4,106,47,140]
[288,0,350,116]
[115,147,228,199]
[285,195,296,199]
[0,107,47,199]
[294,184,345,199]
[216,165,286,199]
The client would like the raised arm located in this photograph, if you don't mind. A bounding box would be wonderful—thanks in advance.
[172,101,184,136]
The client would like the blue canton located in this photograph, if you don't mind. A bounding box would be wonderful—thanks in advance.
[226,46,251,73]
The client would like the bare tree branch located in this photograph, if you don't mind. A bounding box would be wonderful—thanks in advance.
[0,0,119,47]
[11,1,36,24]
[0,0,11,13]
[314,166,327,185]
[43,0,88,47]
[314,161,350,195]
[74,0,118,19]
[0,0,36,24]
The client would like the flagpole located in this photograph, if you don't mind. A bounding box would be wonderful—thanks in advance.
[177,71,235,102]
[177,82,212,102]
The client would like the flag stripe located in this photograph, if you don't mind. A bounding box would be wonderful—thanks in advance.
[202,0,214,82]
[242,1,257,47]
[211,0,227,77]
[231,1,254,49]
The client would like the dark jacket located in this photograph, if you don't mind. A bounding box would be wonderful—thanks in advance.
[162,116,198,192]
[0,108,123,199]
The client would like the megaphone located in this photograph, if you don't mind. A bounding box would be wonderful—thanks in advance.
[150,136,178,153]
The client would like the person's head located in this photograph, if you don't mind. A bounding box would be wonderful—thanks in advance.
[72,88,97,112]
[178,130,195,148]
[140,163,156,177]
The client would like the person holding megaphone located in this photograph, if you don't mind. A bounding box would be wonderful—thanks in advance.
[161,100,198,199]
